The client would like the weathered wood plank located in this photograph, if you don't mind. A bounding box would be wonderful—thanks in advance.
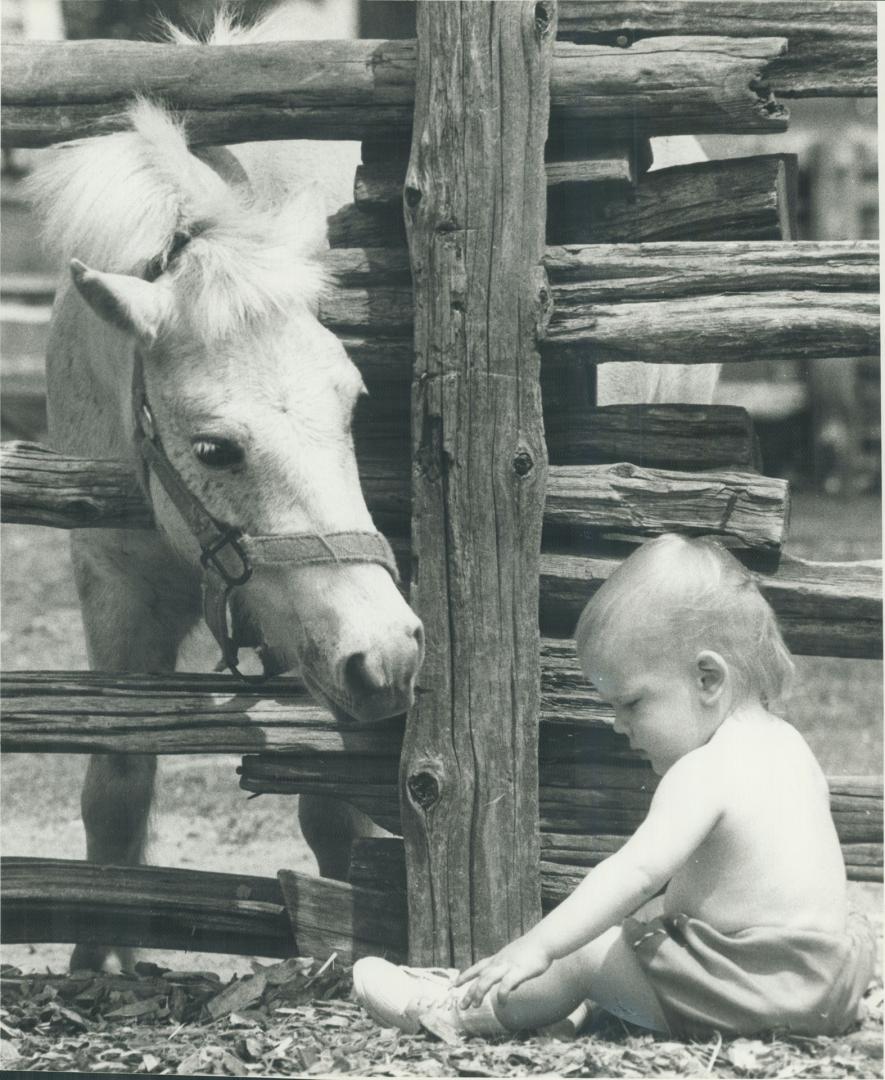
[539,551,883,660]
[0,670,406,756]
[324,240,880,366]
[544,291,879,367]
[0,644,689,759]
[277,870,407,963]
[544,463,789,550]
[2,35,788,148]
[0,858,293,958]
[557,1,877,98]
[354,151,637,213]
[543,404,761,470]
[1,443,789,551]
[549,155,797,244]
[335,155,798,248]
[543,241,880,297]
[400,0,552,967]
[0,441,154,530]
[0,857,407,962]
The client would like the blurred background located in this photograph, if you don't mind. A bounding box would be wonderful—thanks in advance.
[1,0,880,976]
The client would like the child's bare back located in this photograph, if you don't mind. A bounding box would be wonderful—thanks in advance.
[664,709,847,935]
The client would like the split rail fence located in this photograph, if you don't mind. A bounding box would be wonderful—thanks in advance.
[1,0,881,968]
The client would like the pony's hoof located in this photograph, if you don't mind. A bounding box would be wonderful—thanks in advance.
[70,944,134,974]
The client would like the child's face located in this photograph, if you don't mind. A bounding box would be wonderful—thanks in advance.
[590,649,713,775]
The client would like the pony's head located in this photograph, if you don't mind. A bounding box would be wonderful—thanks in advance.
[36,100,423,722]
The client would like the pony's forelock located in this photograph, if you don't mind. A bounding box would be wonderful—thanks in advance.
[27,86,327,341]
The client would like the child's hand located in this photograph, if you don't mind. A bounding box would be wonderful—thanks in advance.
[455,937,552,1007]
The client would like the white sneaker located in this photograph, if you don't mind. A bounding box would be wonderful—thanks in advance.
[352,957,506,1038]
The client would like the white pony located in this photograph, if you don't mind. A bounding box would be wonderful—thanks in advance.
[29,7,423,970]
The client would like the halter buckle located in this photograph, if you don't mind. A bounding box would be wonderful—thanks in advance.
[201,531,253,587]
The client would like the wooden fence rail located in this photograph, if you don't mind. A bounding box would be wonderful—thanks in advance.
[556,1,877,97]
[0,858,409,964]
[2,35,794,148]
[2,669,881,851]
[4,239,878,381]
[336,155,800,247]
[1,442,791,551]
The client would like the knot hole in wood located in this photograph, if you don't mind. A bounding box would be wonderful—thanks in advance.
[513,449,535,477]
[534,3,552,37]
[407,770,441,811]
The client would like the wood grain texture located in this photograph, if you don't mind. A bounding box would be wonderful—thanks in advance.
[277,870,407,963]
[1,857,293,958]
[548,154,798,244]
[539,552,883,660]
[0,441,154,529]
[1,443,788,551]
[335,155,798,248]
[543,404,760,470]
[544,463,789,550]
[2,34,788,148]
[323,240,880,367]
[354,150,636,213]
[400,0,553,967]
[557,1,877,97]
[0,857,407,962]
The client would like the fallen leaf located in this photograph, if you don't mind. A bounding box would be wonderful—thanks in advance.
[105,997,165,1019]
[418,1010,463,1046]
[727,1039,770,1073]
[206,973,268,1021]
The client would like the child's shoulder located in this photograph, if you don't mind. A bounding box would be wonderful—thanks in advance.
[706,711,828,787]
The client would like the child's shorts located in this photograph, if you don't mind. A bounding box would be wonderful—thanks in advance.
[623,910,876,1037]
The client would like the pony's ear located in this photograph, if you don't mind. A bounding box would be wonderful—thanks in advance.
[70,259,168,343]
[283,183,329,260]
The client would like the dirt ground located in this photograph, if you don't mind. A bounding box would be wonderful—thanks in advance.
[1,493,883,981]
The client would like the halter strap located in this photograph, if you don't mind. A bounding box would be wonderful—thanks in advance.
[130,354,399,681]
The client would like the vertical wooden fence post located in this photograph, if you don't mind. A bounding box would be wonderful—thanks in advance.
[401,0,555,966]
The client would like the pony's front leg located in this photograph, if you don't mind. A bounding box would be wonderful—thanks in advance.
[68,533,199,972]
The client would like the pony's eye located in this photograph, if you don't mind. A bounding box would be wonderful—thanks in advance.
[191,436,245,468]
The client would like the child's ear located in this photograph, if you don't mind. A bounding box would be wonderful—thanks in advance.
[696,650,727,703]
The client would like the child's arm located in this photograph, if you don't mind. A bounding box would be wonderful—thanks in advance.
[457,746,725,1005]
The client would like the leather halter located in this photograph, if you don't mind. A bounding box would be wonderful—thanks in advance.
[131,247,399,682]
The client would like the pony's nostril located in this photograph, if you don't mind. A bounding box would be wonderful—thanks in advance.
[344,652,381,697]
[412,621,425,660]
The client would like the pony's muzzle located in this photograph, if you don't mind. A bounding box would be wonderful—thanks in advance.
[339,621,425,722]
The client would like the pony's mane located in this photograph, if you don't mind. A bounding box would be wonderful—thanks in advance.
[26,5,327,341]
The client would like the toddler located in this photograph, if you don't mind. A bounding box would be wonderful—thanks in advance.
[353,535,875,1039]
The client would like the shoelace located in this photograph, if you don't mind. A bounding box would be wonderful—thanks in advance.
[402,968,462,1016]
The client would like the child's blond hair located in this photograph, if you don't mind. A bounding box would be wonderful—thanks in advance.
[575,534,795,708]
